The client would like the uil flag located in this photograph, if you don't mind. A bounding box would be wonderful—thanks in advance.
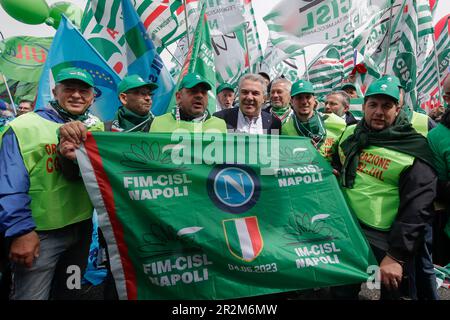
[35,16,121,121]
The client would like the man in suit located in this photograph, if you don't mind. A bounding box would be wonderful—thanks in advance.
[213,74,281,134]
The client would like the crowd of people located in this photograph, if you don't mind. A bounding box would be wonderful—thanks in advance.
[0,65,449,300]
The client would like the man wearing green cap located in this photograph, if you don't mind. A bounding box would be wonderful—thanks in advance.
[0,67,103,299]
[149,72,226,133]
[282,79,346,162]
[216,83,235,111]
[265,78,293,125]
[58,74,159,163]
[381,74,435,136]
[341,82,360,99]
[334,77,437,300]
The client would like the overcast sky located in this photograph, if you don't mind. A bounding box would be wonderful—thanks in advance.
[0,0,449,66]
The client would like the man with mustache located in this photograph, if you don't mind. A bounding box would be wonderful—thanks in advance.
[149,72,227,133]
[334,78,437,300]
[213,74,281,134]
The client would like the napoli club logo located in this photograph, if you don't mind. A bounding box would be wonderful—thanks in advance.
[207,165,261,214]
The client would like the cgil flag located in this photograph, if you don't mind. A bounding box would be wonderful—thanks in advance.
[35,16,121,121]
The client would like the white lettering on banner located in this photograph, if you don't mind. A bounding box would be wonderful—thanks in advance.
[278,173,323,187]
[123,174,192,201]
[293,242,342,269]
[143,254,213,287]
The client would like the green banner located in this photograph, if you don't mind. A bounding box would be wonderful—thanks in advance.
[78,132,376,300]
[0,36,53,83]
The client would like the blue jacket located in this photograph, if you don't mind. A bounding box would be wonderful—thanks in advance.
[0,109,65,238]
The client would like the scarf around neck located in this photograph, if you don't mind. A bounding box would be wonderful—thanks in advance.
[293,110,326,149]
[340,110,435,188]
[114,105,153,132]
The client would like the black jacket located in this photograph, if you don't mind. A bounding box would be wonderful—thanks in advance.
[344,111,358,126]
[213,107,281,135]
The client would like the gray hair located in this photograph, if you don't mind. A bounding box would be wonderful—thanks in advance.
[238,73,267,96]
[270,77,292,93]
[326,90,350,107]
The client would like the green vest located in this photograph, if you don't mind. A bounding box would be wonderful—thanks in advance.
[150,112,227,133]
[9,112,96,231]
[411,111,428,137]
[282,112,346,161]
[338,125,415,231]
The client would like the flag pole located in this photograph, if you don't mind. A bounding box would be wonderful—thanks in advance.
[431,24,445,106]
[244,25,251,73]
[164,47,183,67]
[383,2,394,75]
[182,0,190,49]
[302,50,309,81]
[0,31,16,115]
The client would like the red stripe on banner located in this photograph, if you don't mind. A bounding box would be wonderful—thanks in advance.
[344,61,353,68]
[176,0,197,15]
[245,218,262,256]
[84,132,138,300]
[144,5,168,29]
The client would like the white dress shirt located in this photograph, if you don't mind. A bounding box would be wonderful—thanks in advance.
[235,109,263,134]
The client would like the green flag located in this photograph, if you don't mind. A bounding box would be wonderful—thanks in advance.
[170,3,217,113]
[0,36,53,83]
[78,132,376,300]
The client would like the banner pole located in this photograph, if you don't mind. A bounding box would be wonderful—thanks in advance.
[302,50,309,81]
[165,47,183,67]
[383,2,394,75]
[244,25,251,74]
[431,28,444,107]
[182,0,190,49]
[0,31,16,115]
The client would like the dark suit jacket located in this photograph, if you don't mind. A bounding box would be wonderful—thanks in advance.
[213,107,281,135]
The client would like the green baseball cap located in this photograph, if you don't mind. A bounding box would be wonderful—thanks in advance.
[291,79,315,96]
[379,74,403,89]
[216,83,234,94]
[365,78,400,102]
[118,74,158,94]
[55,67,94,87]
[341,83,356,90]
[179,72,212,90]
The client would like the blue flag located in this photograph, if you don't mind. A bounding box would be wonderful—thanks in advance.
[121,0,175,116]
[36,16,121,121]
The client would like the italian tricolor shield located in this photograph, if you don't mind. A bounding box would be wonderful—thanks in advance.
[223,216,263,262]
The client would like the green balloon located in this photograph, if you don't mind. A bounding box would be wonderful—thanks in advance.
[0,0,49,25]
[47,2,83,29]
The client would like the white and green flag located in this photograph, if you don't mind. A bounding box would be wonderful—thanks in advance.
[306,45,344,98]
[264,0,390,56]
[243,0,263,73]
[206,0,245,37]
[417,16,450,110]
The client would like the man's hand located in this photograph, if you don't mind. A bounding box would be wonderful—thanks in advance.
[379,255,403,291]
[59,121,87,145]
[9,231,40,268]
[59,140,78,161]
